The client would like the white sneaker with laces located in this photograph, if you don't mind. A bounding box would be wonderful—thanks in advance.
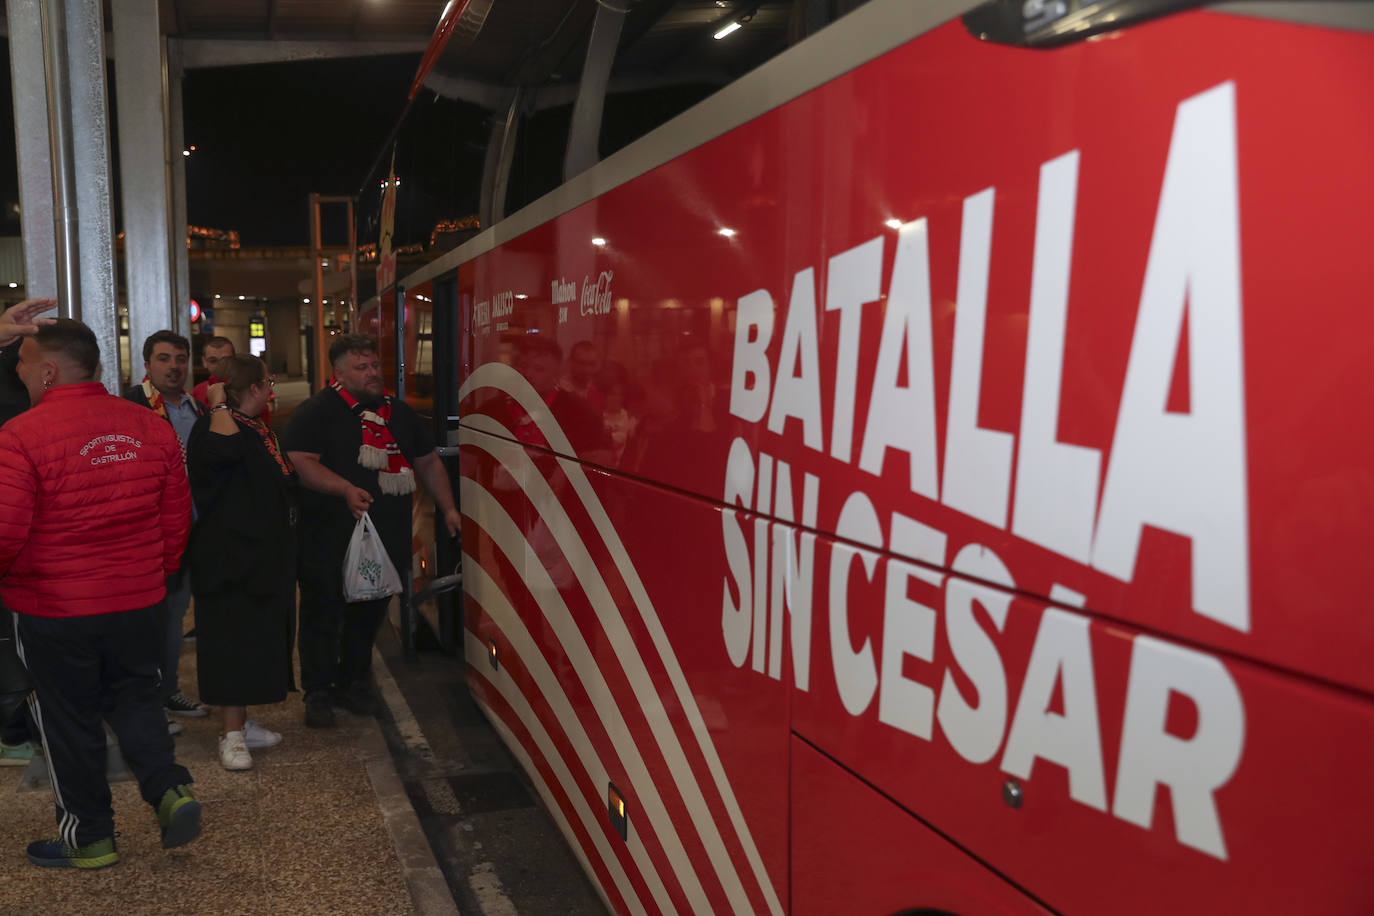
[242,719,282,749]
[219,731,252,771]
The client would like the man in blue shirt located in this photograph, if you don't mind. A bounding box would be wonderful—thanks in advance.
[124,331,207,728]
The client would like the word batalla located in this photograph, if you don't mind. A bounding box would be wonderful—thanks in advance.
[720,81,1248,860]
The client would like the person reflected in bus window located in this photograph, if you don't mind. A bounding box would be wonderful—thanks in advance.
[622,354,677,473]
[639,337,732,492]
[559,339,604,411]
[597,363,639,468]
[509,335,610,462]
[283,334,458,730]
[0,318,200,867]
[185,356,297,771]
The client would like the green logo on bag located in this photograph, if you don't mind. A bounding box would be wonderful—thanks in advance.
[359,557,383,586]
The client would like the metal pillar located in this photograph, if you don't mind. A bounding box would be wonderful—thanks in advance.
[42,0,119,390]
[113,0,177,359]
[168,41,190,338]
[7,0,58,298]
[309,194,357,388]
[309,193,327,389]
[562,0,625,181]
[479,86,523,228]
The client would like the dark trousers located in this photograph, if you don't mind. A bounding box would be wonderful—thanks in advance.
[297,559,388,698]
[158,566,192,700]
[2,606,34,745]
[16,604,192,847]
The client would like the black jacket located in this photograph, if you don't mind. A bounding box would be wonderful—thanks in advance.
[0,344,28,426]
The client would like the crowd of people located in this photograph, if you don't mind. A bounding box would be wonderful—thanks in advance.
[0,299,456,870]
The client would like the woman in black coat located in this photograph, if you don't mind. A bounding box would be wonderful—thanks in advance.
[186,355,297,771]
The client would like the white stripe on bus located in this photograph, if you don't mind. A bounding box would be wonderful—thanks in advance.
[460,474,714,913]
[462,365,783,915]
[463,559,677,916]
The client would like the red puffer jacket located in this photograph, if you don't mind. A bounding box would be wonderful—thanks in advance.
[0,382,191,617]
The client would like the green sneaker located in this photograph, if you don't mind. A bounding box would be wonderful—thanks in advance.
[155,785,201,849]
[0,739,38,766]
[26,835,119,869]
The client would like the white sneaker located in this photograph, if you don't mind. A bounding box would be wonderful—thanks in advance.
[219,731,252,771]
[242,719,282,749]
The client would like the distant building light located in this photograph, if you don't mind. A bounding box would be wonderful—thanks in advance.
[714,21,742,39]
[214,293,221,299]
[182,149,191,157]
[7,282,16,289]
[303,298,310,304]
[323,299,329,305]
[238,295,245,300]
[591,237,607,247]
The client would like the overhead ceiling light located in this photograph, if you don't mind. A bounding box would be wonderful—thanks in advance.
[885,218,904,230]
[714,21,741,39]
[591,237,607,247]
[718,227,737,238]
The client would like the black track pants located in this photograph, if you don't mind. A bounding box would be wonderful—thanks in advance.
[297,562,388,699]
[15,604,193,847]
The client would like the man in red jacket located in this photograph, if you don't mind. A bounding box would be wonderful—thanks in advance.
[0,318,201,869]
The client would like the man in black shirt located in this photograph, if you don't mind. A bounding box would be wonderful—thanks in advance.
[283,334,459,727]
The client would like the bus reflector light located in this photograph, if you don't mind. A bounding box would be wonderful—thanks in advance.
[607,783,628,840]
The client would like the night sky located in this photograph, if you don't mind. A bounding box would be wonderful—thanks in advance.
[183,55,421,247]
[0,50,426,249]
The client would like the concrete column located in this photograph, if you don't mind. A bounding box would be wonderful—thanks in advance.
[113,0,177,361]
[7,0,58,298]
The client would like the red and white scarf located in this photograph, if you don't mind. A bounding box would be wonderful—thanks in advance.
[231,410,294,478]
[329,376,415,495]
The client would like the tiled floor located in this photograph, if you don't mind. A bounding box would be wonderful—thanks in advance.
[0,628,447,915]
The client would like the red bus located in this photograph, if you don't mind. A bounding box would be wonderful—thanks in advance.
[367,1,1374,911]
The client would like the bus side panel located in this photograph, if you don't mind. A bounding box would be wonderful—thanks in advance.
[459,10,1374,694]
[792,546,1374,914]
[457,425,791,915]
[791,736,1050,916]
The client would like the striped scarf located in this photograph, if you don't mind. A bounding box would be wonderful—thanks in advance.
[141,377,187,462]
[328,376,415,495]
[231,409,294,478]
[140,377,168,419]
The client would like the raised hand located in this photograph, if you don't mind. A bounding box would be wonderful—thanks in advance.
[0,298,59,347]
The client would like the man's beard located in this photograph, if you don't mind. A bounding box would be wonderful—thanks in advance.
[351,386,384,408]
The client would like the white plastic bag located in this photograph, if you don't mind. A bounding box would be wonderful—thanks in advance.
[342,512,403,602]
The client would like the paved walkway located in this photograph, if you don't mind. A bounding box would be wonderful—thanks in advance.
[0,622,456,915]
